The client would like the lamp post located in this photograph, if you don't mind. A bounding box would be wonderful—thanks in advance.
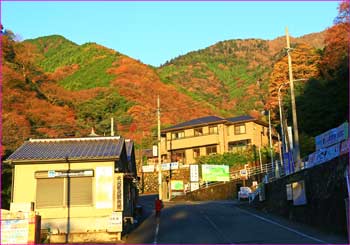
[278,83,288,163]
[268,110,274,177]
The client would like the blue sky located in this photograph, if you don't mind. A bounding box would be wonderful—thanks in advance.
[2,1,339,66]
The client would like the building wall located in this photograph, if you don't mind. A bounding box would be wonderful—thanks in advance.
[161,121,270,165]
[13,161,115,219]
[12,161,126,234]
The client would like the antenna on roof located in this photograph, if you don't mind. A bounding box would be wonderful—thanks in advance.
[111,118,115,136]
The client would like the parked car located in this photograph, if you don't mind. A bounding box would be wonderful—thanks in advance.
[238,186,252,201]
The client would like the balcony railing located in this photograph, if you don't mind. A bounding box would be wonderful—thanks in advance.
[168,132,219,141]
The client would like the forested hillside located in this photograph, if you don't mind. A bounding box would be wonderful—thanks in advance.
[2,2,348,158]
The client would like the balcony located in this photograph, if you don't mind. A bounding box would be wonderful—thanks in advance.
[166,133,219,150]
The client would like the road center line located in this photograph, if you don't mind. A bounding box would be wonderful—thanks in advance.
[238,208,327,244]
[203,214,233,244]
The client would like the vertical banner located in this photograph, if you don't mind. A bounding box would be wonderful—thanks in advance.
[114,173,124,211]
[190,164,199,182]
[153,145,158,157]
[96,167,113,209]
[287,126,293,151]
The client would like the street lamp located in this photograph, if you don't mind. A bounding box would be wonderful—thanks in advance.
[278,83,288,165]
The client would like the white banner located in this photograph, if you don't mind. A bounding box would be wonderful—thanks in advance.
[142,165,155,173]
[190,165,199,182]
[190,182,199,191]
[161,162,179,171]
[153,145,158,157]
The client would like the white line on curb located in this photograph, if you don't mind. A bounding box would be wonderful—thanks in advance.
[238,208,327,244]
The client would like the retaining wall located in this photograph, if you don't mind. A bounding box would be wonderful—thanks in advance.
[253,154,349,236]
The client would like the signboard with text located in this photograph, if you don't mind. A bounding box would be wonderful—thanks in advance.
[142,165,155,173]
[292,180,307,206]
[171,180,184,190]
[107,211,123,232]
[161,162,179,171]
[202,165,229,182]
[190,165,199,182]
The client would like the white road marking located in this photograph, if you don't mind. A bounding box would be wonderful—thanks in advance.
[153,221,159,244]
[238,208,327,244]
[203,214,233,244]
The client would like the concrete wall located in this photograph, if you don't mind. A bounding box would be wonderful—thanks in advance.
[253,155,349,235]
[172,180,246,201]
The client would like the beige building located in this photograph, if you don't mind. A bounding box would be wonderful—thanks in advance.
[5,136,137,243]
[160,115,275,165]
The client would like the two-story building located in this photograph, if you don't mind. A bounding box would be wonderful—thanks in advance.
[160,115,277,165]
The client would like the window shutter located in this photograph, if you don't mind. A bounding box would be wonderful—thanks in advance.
[70,177,92,206]
[36,178,64,208]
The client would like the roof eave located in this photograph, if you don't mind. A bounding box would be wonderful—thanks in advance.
[6,156,120,165]
[162,120,227,133]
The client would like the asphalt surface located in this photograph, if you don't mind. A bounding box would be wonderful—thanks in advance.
[123,194,348,244]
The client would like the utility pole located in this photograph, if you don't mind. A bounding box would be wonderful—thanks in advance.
[285,27,301,168]
[157,96,163,200]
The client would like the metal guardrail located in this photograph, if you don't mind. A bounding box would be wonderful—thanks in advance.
[230,161,286,182]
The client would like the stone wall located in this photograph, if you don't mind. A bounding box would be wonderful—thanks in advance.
[186,181,241,201]
[139,168,191,194]
[253,155,349,236]
[172,179,247,201]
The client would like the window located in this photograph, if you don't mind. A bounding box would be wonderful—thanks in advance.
[228,140,251,152]
[234,123,246,135]
[193,148,200,158]
[36,176,93,208]
[174,150,186,163]
[209,126,218,134]
[194,127,203,136]
[172,131,185,140]
[206,145,217,155]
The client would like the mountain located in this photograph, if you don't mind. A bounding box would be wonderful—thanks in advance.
[3,28,346,158]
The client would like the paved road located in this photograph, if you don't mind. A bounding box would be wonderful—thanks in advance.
[124,194,347,244]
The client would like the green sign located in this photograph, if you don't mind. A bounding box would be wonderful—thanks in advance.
[171,180,184,190]
[202,164,229,181]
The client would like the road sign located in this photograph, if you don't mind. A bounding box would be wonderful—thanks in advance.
[240,169,248,180]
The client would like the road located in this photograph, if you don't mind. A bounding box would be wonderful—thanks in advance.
[124,194,347,244]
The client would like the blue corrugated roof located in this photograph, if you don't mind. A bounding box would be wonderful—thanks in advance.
[226,115,255,123]
[164,116,225,131]
[6,137,124,162]
[162,115,260,132]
